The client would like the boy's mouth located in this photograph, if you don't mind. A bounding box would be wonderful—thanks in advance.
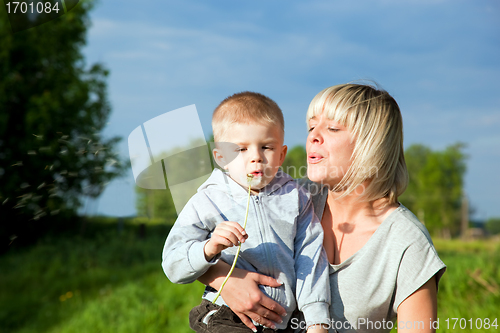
[250,170,263,177]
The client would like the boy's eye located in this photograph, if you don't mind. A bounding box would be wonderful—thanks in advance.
[308,126,315,132]
[262,146,273,150]
[236,147,247,152]
[328,127,339,132]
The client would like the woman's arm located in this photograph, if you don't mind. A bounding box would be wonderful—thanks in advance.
[397,276,438,333]
[198,260,287,331]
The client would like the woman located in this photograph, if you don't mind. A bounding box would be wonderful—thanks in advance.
[199,83,446,333]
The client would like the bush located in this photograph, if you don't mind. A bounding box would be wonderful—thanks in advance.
[486,217,500,235]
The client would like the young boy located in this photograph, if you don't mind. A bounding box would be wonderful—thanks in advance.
[162,92,330,333]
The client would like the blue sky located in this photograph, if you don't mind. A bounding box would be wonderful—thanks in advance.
[81,0,500,220]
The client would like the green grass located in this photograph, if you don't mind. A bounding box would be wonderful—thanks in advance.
[0,218,204,333]
[1,220,499,333]
[433,239,500,332]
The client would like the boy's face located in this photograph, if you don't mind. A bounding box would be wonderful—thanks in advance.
[214,122,287,192]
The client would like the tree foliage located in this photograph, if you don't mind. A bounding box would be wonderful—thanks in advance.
[399,143,467,236]
[0,1,123,249]
[281,145,307,179]
[135,187,177,223]
[485,217,500,235]
[135,137,212,224]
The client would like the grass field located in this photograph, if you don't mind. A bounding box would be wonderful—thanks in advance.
[0,218,499,333]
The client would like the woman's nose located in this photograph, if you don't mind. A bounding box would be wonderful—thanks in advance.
[308,126,323,145]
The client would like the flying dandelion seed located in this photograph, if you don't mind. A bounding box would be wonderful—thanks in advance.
[50,209,60,215]
[20,183,30,189]
[8,235,17,246]
[37,182,46,189]
[11,161,23,167]
[2,198,9,205]
[106,159,117,167]
[27,151,37,155]
[33,211,47,220]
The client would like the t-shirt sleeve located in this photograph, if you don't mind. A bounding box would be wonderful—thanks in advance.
[393,233,446,312]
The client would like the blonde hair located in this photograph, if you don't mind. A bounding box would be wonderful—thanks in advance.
[306,83,408,204]
[212,92,284,142]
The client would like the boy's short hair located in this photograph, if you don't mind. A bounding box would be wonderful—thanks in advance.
[306,83,408,204]
[212,92,285,142]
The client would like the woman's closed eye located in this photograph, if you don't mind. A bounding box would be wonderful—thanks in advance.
[308,126,339,133]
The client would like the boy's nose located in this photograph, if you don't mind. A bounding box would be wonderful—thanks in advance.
[250,149,263,163]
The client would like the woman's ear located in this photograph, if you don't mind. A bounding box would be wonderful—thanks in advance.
[213,149,227,169]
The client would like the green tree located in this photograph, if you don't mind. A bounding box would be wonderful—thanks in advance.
[135,187,177,223]
[485,217,500,235]
[134,137,213,223]
[0,1,123,249]
[400,143,467,237]
[281,145,307,179]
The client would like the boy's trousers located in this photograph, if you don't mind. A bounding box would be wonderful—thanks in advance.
[189,299,296,333]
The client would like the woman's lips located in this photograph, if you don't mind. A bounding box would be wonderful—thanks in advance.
[307,153,324,164]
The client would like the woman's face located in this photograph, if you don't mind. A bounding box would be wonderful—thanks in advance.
[306,112,356,187]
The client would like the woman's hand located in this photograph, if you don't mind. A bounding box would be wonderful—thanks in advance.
[198,261,287,331]
[307,324,328,333]
[397,276,438,333]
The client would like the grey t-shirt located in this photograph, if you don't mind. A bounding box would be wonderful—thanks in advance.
[294,180,446,333]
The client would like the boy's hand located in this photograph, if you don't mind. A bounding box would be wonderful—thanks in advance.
[204,221,248,261]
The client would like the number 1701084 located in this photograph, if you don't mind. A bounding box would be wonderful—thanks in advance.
[444,318,498,330]
[5,2,61,14]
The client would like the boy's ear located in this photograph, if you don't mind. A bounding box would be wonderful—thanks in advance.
[212,148,228,169]
[279,145,288,166]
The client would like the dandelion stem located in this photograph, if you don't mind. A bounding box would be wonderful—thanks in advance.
[212,175,253,304]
